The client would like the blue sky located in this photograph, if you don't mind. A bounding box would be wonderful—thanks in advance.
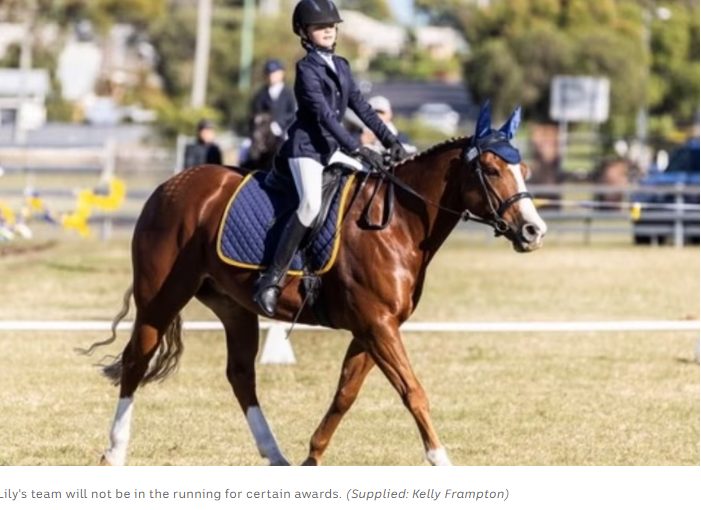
[388,0,414,25]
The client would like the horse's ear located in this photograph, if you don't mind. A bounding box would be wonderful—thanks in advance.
[499,106,522,139]
[474,100,492,139]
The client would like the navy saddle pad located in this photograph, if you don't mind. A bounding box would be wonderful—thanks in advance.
[217,171,355,275]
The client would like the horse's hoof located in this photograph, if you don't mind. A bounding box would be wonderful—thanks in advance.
[301,457,319,466]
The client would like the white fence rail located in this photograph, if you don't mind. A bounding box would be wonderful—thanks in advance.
[2,320,698,365]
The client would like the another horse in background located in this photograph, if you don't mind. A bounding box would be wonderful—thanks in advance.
[89,103,547,466]
[240,112,282,171]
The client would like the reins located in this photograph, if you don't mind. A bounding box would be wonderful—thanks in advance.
[369,141,533,237]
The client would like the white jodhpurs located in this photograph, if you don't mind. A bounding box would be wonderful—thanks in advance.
[289,151,363,227]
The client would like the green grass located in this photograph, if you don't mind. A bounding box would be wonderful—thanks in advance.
[0,237,698,465]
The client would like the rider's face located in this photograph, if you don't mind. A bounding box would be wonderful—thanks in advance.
[307,23,337,49]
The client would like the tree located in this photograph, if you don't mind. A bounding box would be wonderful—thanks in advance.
[460,0,698,136]
[648,1,700,127]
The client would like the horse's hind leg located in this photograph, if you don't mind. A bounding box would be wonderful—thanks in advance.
[303,338,375,466]
[102,319,162,466]
[196,281,289,465]
[102,237,203,465]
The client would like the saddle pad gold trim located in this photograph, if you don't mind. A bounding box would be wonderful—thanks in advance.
[216,172,356,276]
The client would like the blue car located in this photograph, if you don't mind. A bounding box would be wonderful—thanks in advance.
[631,138,700,245]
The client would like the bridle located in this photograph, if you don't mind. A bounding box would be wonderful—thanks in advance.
[373,137,533,237]
[462,138,533,236]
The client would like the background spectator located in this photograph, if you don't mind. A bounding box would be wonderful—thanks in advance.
[183,119,223,169]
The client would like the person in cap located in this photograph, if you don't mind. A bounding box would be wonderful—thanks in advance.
[252,0,409,317]
[182,119,223,169]
[362,95,417,155]
[249,59,297,141]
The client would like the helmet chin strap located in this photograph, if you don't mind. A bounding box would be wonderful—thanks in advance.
[300,34,336,54]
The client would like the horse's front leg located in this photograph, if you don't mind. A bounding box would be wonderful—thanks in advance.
[365,320,452,466]
[303,338,375,466]
[196,284,289,466]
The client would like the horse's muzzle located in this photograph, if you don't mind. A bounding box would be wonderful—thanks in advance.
[510,221,547,253]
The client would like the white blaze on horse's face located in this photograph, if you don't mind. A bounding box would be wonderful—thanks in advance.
[507,162,547,252]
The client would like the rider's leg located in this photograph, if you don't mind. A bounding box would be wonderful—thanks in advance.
[253,157,323,316]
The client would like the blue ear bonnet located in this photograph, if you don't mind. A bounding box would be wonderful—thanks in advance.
[467,102,522,164]
[476,131,522,164]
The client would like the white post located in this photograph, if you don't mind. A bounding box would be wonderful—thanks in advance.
[191,0,213,108]
[557,120,568,177]
[673,182,684,248]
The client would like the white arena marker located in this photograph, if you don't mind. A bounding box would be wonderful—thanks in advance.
[259,324,296,364]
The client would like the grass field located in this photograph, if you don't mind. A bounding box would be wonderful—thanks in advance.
[0,236,698,465]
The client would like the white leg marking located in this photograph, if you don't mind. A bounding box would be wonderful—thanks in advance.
[426,447,453,466]
[508,163,547,235]
[103,397,133,466]
[246,406,289,466]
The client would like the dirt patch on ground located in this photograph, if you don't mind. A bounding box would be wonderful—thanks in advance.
[0,240,58,257]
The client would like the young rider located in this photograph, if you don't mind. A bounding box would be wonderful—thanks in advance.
[253,0,408,317]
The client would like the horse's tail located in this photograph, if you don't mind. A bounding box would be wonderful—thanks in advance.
[76,285,134,357]
[78,285,185,387]
[127,313,183,387]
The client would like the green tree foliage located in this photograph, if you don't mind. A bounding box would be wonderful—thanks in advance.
[648,2,700,127]
[458,0,698,136]
[147,2,303,135]
[339,0,392,20]
[0,0,166,29]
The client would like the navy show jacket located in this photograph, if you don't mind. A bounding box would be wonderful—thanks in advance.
[278,51,397,164]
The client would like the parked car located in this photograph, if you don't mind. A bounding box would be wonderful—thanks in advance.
[414,103,459,135]
[631,138,700,245]
[84,97,122,126]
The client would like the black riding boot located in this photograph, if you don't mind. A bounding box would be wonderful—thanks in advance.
[253,214,308,317]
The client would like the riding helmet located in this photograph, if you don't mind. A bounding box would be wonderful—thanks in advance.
[292,0,343,37]
[264,58,284,74]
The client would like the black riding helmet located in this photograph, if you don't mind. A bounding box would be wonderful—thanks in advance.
[292,0,343,37]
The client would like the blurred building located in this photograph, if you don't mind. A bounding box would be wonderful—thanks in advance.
[340,10,406,71]
[57,22,158,125]
[414,25,469,60]
[339,10,468,72]
[0,68,50,130]
[0,23,25,59]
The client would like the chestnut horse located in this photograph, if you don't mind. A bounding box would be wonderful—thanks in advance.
[93,104,546,466]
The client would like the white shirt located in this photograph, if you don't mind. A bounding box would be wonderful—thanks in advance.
[268,82,284,101]
[316,51,336,74]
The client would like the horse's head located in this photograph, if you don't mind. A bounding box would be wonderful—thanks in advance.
[249,112,279,160]
[458,102,547,253]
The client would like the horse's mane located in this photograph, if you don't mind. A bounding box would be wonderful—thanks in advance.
[389,135,471,170]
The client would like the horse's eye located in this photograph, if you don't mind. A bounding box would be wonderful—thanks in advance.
[484,166,500,177]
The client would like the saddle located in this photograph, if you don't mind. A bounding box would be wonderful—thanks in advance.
[263,161,348,239]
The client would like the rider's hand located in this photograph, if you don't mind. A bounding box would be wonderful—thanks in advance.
[352,146,385,171]
[388,140,408,162]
